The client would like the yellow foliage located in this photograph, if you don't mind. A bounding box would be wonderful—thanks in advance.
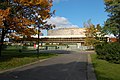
[0,0,54,39]
[0,8,11,28]
[14,0,53,7]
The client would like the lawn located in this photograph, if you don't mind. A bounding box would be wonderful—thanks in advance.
[0,47,57,71]
[91,54,120,80]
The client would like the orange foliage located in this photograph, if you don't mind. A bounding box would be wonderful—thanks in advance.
[0,0,54,40]
[0,8,10,28]
[14,0,53,20]
[14,0,53,8]
[0,8,36,39]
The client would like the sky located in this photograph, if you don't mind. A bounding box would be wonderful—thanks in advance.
[42,0,108,35]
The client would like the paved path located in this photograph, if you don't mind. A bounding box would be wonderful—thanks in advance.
[0,50,96,80]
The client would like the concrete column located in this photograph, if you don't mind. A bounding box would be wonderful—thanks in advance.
[77,43,81,48]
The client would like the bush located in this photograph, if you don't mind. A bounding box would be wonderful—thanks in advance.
[95,42,106,59]
[95,42,120,64]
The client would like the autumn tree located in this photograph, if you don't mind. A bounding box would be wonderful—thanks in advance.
[0,0,55,56]
[84,20,105,48]
[104,0,120,42]
[84,20,97,48]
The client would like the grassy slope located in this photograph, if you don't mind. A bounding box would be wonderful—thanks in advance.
[91,54,120,80]
[0,48,57,71]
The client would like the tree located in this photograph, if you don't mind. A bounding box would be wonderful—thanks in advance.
[104,0,120,42]
[95,24,106,41]
[84,20,105,48]
[0,0,55,56]
[84,20,97,48]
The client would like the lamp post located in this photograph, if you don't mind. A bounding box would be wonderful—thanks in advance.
[37,15,41,54]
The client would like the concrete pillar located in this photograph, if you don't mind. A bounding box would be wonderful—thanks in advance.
[77,43,81,48]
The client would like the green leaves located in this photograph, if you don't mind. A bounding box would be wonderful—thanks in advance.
[104,0,120,41]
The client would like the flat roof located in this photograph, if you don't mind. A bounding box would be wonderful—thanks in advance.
[31,35,86,38]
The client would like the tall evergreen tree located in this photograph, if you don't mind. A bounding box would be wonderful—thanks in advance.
[104,0,120,42]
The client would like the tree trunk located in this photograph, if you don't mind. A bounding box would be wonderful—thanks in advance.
[0,28,6,57]
[118,26,120,43]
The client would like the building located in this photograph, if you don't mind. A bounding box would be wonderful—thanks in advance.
[28,28,87,50]
[48,28,86,36]
[40,28,86,45]
[31,28,86,45]
[18,27,117,50]
[44,28,87,50]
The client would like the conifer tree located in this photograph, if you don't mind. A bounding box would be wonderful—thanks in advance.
[104,0,120,42]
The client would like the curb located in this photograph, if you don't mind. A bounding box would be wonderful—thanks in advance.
[87,54,97,80]
[0,58,49,74]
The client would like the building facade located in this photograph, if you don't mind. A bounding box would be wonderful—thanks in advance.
[48,28,86,36]
[46,28,87,50]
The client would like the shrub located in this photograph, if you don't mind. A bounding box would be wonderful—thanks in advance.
[95,42,107,59]
[95,42,120,64]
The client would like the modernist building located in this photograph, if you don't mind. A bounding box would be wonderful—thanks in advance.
[46,28,86,45]
[26,28,86,49]
[48,28,86,36]
[31,28,86,49]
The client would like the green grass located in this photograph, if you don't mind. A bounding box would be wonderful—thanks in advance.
[0,48,57,71]
[91,54,120,80]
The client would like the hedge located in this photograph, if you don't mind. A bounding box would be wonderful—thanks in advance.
[95,42,120,64]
